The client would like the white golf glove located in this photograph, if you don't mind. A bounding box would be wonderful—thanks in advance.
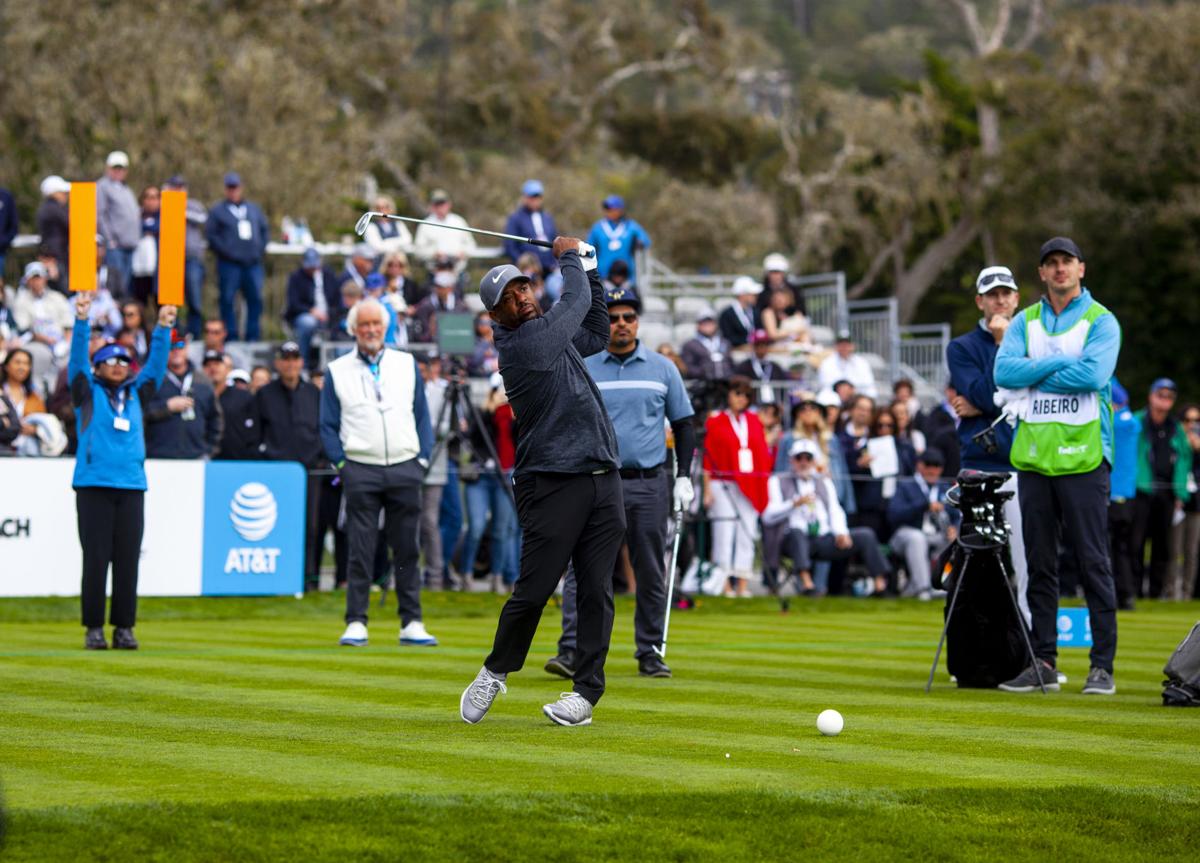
[673,477,695,512]
[577,241,598,272]
[994,387,1030,426]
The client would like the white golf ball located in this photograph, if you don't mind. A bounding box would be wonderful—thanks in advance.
[725,753,730,759]
[817,709,844,736]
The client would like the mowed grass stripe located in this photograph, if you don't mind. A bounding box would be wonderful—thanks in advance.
[2,596,1198,861]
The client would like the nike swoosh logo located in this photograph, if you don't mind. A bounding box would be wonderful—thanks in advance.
[492,272,503,284]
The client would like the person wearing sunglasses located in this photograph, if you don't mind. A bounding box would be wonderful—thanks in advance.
[69,292,176,651]
[545,284,695,681]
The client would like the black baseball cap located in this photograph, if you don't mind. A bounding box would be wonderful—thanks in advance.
[918,446,946,467]
[1039,237,1083,263]
[202,349,226,365]
[277,341,302,358]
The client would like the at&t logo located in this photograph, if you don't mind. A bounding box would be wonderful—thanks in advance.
[225,483,282,574]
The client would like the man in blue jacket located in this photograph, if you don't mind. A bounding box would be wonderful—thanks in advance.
[1107,379,1140,610]
[946,264,1029,622]
[886,447,959,600]
[284,248,340,368]
[206,172,269,341]
[144,332,222,459]
[70,293,174,650]
[994,237,1121,696]
[0,186,17,282]
[503,180,559,298]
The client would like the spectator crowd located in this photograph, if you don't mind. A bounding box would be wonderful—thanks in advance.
[3,156,1197,606]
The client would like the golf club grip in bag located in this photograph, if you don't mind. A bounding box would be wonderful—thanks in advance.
[1162,621,1200,707]
[936,541,1029,689]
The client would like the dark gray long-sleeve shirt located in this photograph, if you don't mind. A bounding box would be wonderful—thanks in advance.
[494,249,620,475]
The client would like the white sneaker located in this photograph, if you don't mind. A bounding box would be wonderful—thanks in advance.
[399,620,438,646]
[542,692,593,727]
[339,621,368,646]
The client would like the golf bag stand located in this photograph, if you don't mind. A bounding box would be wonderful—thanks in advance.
[925,470,1043,693]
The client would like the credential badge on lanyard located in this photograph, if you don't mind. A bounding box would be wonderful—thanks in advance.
[112,388,130,432]
[729,411,753,474]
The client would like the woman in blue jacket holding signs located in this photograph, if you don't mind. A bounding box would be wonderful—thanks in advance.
[70,293,174,650]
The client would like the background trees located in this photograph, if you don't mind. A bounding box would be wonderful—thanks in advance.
[1,0,1195,395]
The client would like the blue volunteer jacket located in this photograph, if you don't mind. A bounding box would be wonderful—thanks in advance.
[69,321,170,490]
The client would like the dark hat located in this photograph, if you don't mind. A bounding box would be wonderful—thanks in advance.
[365,272,385,292]
[608,259,630,278]
[164,174,187,189]
[1039,236,1083,263]
[1150,377,1177,393]
[835,329,853,343]
[223,171,242,188]
[479,265,531,311]
[202,349,226,365]
[432,254,456,271]
[749,328,772,345]
[604,285,640,312]
[602,194,625,210]
[277,341,302,358]
[429,188,450,204]
[918,446,946,467]
[301,248,321,268]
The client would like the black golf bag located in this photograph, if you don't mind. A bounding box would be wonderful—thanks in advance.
[934,470,1031,689]
[1162,622,1200,707]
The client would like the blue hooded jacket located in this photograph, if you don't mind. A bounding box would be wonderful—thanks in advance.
[69,321,170,490]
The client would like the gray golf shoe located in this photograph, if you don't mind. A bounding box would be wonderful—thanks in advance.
[542,692,593,727]
[460,666,507,724]
[1081,667,1116,695]
[998,660,1061,692]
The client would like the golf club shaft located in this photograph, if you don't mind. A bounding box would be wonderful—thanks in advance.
[356,211,553,248]
[659,508,685,658]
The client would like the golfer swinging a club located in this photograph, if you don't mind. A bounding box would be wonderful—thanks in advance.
[460,236,626,727]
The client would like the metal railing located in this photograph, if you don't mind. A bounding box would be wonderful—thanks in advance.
[846,297,900,382]
[898,323,951,394]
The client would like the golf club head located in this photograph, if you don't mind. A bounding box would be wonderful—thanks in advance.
[354,211,379,237]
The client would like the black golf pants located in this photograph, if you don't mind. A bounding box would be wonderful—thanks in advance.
[1019,464,1117,673]
[76,487,144,629]
[486,471,625,705]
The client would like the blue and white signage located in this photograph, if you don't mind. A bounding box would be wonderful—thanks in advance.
[1056,607,1093,648]
[201,461,306,595]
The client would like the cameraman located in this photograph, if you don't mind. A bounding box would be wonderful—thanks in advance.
[946,265,1029,622]
[994,238,1121,696]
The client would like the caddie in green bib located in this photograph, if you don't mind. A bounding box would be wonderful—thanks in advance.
[1010,302,1112,476]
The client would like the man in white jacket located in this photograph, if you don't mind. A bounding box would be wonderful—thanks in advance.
[763,439,891,593]
[319,299,436,648]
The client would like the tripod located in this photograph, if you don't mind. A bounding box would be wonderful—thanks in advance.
[924,475,1044,693]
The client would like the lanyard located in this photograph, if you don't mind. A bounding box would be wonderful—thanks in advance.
[360,352,383,402]
[167,370,192,397]
[726,410,748,448]
[734,303,752,333]
[599,220,627,241]
[228,204,247,220]
[750,357,770,381]
[530,212,546,241]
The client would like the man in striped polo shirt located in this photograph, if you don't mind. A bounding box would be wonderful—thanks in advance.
[544,284,696,680]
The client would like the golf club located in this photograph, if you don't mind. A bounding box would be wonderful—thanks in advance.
[355,211,557,249]
[655,507,686,659]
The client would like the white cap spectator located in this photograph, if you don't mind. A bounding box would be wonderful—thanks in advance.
[763,253,789,273]
[732,275,762,296]
[40,176,71,197]
[106,151,130,169]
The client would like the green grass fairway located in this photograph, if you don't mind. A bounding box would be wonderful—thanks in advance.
[2,593,1198,861]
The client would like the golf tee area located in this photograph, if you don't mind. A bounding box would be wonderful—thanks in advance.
[2,593,1197,862]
